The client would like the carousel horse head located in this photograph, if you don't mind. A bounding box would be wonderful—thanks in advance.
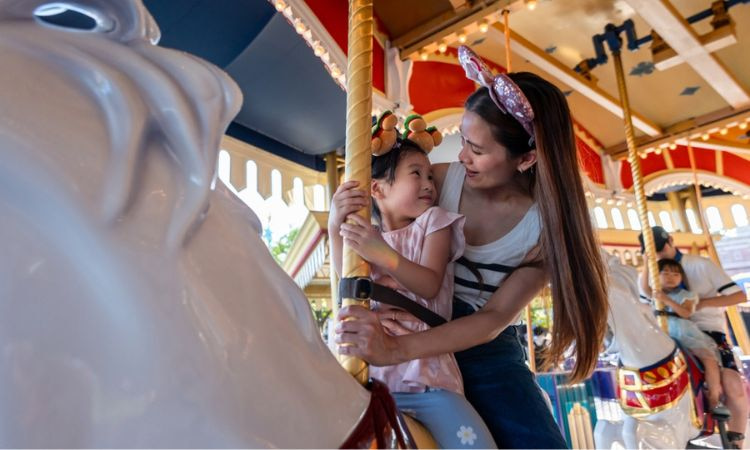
[0,0,369,446]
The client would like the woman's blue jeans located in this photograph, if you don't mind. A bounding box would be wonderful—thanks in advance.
[453,300,568,449]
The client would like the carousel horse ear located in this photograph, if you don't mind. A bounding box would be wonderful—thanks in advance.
[402,114,439,153]
[371,110,399,156]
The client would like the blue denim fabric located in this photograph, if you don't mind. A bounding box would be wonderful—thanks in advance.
[393,389,497,448]
[453,300,568,449]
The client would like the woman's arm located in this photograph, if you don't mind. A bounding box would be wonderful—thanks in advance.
[339,214,450,299]
[336,261,547,365]
[696,291,746,310]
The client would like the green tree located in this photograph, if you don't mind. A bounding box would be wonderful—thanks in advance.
[268,228,299,264]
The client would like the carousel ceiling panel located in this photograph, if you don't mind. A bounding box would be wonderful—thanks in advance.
[144,0,345,165]
[498,0,736,130]
[225,14,346,156]
[374,0,458,39]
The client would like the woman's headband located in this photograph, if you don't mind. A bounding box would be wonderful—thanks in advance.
[457,45,535,145]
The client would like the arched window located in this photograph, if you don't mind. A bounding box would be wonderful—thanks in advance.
[731,204,749,228]
[627,209,641,230]
[706,206,723,233]
[594,207,608,228]
[313,184,326,211]
[270,169,282,198]
[292,177,304,205]
[658,211,674,232]
[648,211,656,227]
[611,208,625,230]
[685,208,702,233]
[218,150,231,186]
[246,160,258,192]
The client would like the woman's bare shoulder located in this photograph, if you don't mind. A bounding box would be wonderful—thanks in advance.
[432,163,451,193]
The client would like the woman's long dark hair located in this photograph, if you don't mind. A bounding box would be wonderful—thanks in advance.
[465,75,608,382]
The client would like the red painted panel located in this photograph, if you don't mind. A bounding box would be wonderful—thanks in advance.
[304,0,385,91]
[373,38,385,92]
[410,61,476,114]
[669,145,690,169]
[693,147,716,172]
[639,152,668,178]
[723,152,750,186]
[621,160,633,189]
[576,139,604,184]
[305,0,347,54]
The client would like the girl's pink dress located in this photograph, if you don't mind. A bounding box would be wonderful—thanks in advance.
[369,206,466,394]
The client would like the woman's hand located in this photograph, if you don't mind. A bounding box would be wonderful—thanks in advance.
[335,305,404,366]
[329,181,368,231]
[339,214,399,270]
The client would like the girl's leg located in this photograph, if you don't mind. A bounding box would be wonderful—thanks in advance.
[692,348,723,409]
[392,390,496,449]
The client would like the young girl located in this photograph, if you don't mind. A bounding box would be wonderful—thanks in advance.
[329,134,496,449]
[649,258,723,409]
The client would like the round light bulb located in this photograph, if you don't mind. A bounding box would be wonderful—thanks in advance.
[419,51,428,61]
[458,33,467,43]
[701,133,710,141]
[720,128,728,135]
[740,122,748,130]
[669,143,677,150]
[479,20,489,33]
[438,42,448,53]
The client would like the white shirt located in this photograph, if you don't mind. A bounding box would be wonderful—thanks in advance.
[438,162,542,312]
[679,253,742,332]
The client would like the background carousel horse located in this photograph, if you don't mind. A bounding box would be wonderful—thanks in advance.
[595,251,720,449]
[0,0,403,446]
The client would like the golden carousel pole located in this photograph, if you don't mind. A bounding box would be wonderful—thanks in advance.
[326,152,340,323]
[338,0,373,385]
[610,43,668,332]
[686,141,750,353]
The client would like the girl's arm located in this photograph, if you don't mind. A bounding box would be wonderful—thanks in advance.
[328,181,369,278]
[339,214,450,300]
[655,291,692,318]
[336,256,547,365]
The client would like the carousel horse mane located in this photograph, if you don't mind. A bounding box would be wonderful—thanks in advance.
[0,1,369,447]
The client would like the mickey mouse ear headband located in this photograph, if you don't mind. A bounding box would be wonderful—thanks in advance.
[371,111,443,156]
[457,45,535,146]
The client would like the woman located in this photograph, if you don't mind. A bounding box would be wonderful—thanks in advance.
[334,46,608,448]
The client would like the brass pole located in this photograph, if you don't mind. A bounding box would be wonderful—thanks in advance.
[339,0,373,385]
[502,10,512,71]
[326,152,340,324]
[687,141,750,353]
[611,47,668,332]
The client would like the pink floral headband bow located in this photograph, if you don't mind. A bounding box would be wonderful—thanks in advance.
[458,45,535,145]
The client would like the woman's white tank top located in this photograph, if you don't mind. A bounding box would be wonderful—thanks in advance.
[438,162,542,311]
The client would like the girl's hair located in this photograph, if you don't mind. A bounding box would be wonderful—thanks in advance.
[658,258,689,290]
[465,75,608,383]
[370,139,426,223]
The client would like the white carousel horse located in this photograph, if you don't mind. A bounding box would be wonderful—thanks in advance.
[0,1,379,446]
[595,252,704,449]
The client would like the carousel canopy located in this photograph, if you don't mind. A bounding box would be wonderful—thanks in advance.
[50,0,750,191]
